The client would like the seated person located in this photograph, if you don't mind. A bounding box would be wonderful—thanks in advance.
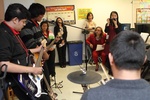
[86,26,106,71]
[81,30,150,100]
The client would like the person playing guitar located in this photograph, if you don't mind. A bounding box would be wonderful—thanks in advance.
[0,3,51,100]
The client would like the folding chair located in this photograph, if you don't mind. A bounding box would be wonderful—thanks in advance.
[140,32,150,49]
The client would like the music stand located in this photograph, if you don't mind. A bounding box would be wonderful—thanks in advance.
[0,64,8,100]
[51,76,63,93]
[67,70,102,93]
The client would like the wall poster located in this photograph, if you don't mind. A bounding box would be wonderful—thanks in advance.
[136,8,150,23]
[77,8,92,20]
[46,5,76,24]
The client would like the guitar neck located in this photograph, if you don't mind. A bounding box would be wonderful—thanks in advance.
[35,39,56,67]
[43,74,57,100]
[46,40,55,50]
[35,47,44,67]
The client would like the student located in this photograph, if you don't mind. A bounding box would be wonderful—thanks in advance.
[81,30,150,100]
[0,3,50,100]
[104,11,122,75]
[19,3,53,100]
[40,21,57,79]
[54,17,67,68]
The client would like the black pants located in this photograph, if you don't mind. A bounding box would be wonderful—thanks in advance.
[42,62,51,88]
[47,50,56,77]
[105,55,112,76]
[56,44,66,67]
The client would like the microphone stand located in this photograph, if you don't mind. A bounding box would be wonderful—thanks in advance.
[48,21,89,93]
[0,64,8,100]
[63,23,89,71]
[63,24,90,94]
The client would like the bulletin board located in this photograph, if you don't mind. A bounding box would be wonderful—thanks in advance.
[136,8,150,23]
[46,5,76,24]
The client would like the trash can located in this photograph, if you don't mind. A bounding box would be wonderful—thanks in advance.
[67,40,83,66]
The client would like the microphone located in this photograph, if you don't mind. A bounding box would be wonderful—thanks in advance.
[112,18,116,21]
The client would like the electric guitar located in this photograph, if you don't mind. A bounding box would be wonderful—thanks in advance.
[18,38,58,98]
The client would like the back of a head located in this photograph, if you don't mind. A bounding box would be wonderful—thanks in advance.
[28,3,45,18]
[110,30,145,70]
[5,3,30,21]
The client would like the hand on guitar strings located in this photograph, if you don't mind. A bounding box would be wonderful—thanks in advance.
[31,67,43,75]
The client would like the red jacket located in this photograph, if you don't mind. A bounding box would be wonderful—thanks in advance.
[86,33,106,51]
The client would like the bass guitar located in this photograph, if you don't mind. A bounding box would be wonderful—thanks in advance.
[18,38,58,98]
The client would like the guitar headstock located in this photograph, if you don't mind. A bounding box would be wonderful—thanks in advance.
[41,39,47,48]
[55,34,61,42]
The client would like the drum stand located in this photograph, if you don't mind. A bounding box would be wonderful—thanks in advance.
[72,84,88,94]
[51,76,63,93]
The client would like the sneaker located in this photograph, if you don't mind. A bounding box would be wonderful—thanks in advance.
[50,76,54,81]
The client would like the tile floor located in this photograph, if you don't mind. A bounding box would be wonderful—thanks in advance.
[12,63,109,100]
[52,63,109,100]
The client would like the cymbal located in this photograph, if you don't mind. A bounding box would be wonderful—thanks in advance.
[67,71,102,84]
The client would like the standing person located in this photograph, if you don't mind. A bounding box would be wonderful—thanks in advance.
[20,3,51,96]
[86,27,106,71]
[40,21,57,79]
[81,30,150,100]
[104,11,121,75]
[83,12,96,36]
[54,17,67,68]
[0,3,50,100]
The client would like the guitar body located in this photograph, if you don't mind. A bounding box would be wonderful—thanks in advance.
[18,70,43,97]
[18,54,44,98]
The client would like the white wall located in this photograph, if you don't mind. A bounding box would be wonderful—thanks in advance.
[3,0,140,63]
[34,0,135,62]
[4,0,34,10]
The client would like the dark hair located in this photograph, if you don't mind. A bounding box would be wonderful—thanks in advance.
[110,30,145,70]
[5,3,30,21]
[28,3,45,18]
[55,17,64,26]
[110,11,120,24]
[40,21,49,36]
[86,12,94,20]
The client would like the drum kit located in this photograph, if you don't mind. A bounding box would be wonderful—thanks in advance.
[67,56,113,93]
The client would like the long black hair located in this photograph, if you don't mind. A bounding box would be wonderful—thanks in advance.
[109,11,120,25]
[55,17,65,27]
